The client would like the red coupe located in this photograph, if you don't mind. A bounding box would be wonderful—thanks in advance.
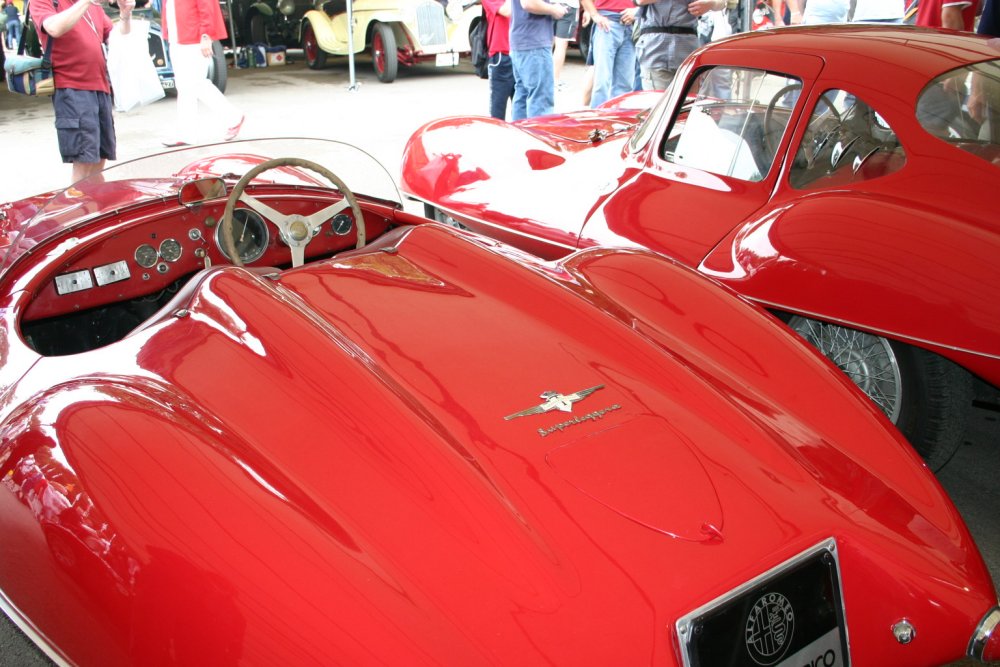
[400,25,1000,471]
[0,139,997,666]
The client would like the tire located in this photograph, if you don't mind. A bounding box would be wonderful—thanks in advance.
[577,20,591,61]
[249,13,267,45]
[787,316,974,471]
[303,22,327,69]
[208,40,228,93]
[372,22,398,83]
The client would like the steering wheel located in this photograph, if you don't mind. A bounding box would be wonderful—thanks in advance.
[763,85,843,160]
[762,83,804,158]
[221,157,366,268]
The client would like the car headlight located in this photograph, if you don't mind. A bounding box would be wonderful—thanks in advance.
[445,0,463,21]
[277,0,295,15]
[968,607,1000,662]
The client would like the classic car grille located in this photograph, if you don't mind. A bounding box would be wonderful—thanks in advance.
[416,1,448,48]
[676,540,850,667]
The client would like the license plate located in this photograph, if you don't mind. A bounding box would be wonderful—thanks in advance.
[435,52,459,67]
[160,78,175,89]
[676,540,850,667]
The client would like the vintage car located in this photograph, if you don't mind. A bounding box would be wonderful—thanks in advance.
[400,25,1000,471]
[301,0,481,82]
[227,0,311,46]
[0,138,998,666]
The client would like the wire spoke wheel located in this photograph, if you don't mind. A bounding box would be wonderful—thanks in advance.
[789,316,902,422]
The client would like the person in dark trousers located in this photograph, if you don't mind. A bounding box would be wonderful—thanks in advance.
[4,0,21,49]
[484,0,514,120]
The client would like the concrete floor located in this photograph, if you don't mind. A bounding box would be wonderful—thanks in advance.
[0,49,997,666]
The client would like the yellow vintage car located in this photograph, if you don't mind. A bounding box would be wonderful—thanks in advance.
[301,0,481,82]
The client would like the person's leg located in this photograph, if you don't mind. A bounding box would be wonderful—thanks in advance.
[511,50,529,121]
[589,17,618,107]
[610,22,635,99]
[168,42,204,144]
[53,89,109,185]
[8,21,20,48]
[553,37,570,86]
[646,67,677,91]
[502,55,516,117]
[71,159,106,183]
[516,46,554,118]
[486,53,514,120]
[489,52,515,120]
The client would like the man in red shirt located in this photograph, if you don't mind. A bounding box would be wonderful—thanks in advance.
[483,0,513,120]
[30,0,135,183]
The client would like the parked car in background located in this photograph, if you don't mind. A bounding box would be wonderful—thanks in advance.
[227,0,311,46]
[144,16,228,92]
[109,3,228,92]
[401,25,1000,471]
[0,137,998,666]
[301,0,481,82]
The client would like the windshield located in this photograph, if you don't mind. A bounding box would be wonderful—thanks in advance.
[1,138,403,278]
[917,59,1000,163]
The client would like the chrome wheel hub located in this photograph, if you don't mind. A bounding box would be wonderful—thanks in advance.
[788,317,903,423]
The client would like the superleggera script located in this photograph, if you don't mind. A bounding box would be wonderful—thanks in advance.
[538,404,622,437]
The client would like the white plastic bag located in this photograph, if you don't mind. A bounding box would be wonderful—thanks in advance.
[708,10,733,41]
[107,19,165,112]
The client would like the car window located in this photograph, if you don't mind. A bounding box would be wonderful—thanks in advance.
[790,90,906,190]
[660,67,799,182]
[917,60,1000,167]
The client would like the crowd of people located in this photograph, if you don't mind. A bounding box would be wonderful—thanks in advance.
[481,0,999,121]
[9,0,998,183]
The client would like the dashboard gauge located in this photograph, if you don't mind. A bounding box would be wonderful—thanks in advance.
[216,208,269,264]
[159,238,183,263]
[134,243,158,269]
[331,213,353,236]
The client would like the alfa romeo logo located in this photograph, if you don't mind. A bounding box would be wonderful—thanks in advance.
[745,592,795,665]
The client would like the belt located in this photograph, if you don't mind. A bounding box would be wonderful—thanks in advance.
[640,26,697,35]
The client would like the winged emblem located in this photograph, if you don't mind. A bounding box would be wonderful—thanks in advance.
[504,385,605,421]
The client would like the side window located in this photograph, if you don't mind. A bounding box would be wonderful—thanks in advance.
[917,60,1000,166]
[661,68,799,182]
[790,90,905,190]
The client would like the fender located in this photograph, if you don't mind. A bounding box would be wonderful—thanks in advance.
[250,1,273,16]
[699,191,1000,383]
[301,10,370,55]
[401,115,639,258]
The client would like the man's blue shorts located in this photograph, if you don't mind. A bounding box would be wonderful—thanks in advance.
[52,88,116,165]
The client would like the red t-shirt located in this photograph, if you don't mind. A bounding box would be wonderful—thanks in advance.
[915,0,976,29]
[482,0,511,55]
[30,0,112,93]
[161,0,228,45]
[593,0,632,12]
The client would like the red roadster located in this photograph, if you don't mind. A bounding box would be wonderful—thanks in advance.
[400,25,1000,471]
[0,139,997,666]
